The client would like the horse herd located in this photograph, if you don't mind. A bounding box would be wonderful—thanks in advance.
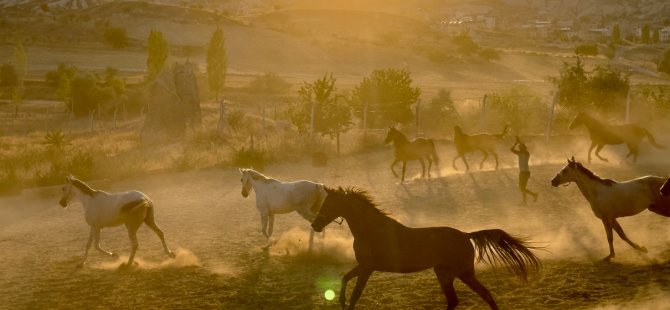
[56,112,670,309]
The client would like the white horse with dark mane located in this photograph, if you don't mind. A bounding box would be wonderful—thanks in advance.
[551,158,670,261]
[59,175,175,268]
[239,168,327,248]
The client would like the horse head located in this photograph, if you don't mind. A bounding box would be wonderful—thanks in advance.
[239,168,253,198]
[384,127,398,144]
[312,187,345,232]
[59,175,76,208]
[454,125,464,135]
[551,157,578,187]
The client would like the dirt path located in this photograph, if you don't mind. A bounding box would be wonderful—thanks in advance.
[2,143,670,309]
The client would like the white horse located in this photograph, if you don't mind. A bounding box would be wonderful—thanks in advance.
[551,157,670,261]
[59,175,175,268]
[239,168,327,248]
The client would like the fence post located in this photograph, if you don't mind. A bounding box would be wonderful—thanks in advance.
[546,91,558,142]
[363,100,368,141]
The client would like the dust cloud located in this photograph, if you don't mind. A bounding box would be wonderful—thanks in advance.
[90,247,200,270]
[271,226,354,263]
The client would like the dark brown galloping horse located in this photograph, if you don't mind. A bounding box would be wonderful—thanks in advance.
[384,127,439,182]
[312,187,541,309]
[452,124,508,171]
[569,112,664,163]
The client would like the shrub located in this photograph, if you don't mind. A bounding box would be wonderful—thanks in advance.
[232,147,267,170]
[104,27,128,48]
[0,64,18,87]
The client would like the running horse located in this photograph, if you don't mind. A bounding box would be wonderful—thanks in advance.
[59,175,175,268]
[569,112,664,163]
[383,127,439,182]
[239,168,327,248]
[551,157,670,261]
[312,187,540,309]
[452,124,508,171]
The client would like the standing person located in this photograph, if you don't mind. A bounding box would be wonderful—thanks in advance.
[510,136,538,204]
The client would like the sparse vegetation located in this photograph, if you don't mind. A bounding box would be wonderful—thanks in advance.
[103,27,129,48]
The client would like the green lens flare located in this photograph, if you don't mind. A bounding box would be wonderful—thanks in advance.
[324,289,335,300]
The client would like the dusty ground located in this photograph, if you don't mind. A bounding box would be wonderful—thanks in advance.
[2,137,670,309]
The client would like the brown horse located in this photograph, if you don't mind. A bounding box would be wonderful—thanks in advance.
[452,124,508,171]
[384,127,439,182]
[569,112,664,163]
[311,187,540,309]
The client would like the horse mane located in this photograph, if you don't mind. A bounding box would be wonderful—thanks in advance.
[388,127,409,142]
[329,186,398,222]
[70,177,100,196]
[244,169,276,183]
[573,162,616,186]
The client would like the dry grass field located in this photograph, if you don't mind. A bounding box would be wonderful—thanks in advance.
[2,137,670,309]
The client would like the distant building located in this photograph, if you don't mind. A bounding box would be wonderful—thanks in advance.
[660,27,670,42]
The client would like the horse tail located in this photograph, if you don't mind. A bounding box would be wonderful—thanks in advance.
[429,139,440,165]
[495,124,509,139]
[467,229,541,282]
[642,128,665,149]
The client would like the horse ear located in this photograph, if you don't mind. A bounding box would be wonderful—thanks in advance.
[239,168,244,175]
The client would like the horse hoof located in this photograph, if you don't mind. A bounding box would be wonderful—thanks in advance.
[639,246,648,253]
[77,261,87,268]
[110,252,119,258]
[602,256,613,262]
[168,251,176,259]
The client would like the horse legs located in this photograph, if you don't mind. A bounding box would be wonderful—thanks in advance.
[587,143,596,163]
[612,219,647,253]
[401,161,407,182]
[144,209,175,258]
[93,227,116,258]
[419,158,426,178]
[390,159,400,178]
[123,223,141,268]
[625,143,639,162]
[339,265,361,308]
[348,268,373,309]
[426,156,433,178]
[594,144,608,162]
[79,227,95,267]
[459,271,498,310]
[601,219,615,261]
[453,154,470,171]
[492,152,499,170]
[433,267,458,310]
[260,213,269,239]
[479,151,489,170]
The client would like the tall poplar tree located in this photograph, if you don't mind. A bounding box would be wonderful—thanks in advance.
[146,29,169,82]
[207,27,227,100]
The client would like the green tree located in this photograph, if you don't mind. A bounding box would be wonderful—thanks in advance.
[551,58,589,109]
[247,72,291,96]
[551,58,630,112]
[104,27,128,48]
[641,25,650,44]
[658,49,670,75]
[70,74,116,117]
[423,89,459,135]
[288,73,353,153]
[611,24,621,44]
[352,68,421,125]
[146,29,169,82]
[206,27,227,100]
[451,32,479,55]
